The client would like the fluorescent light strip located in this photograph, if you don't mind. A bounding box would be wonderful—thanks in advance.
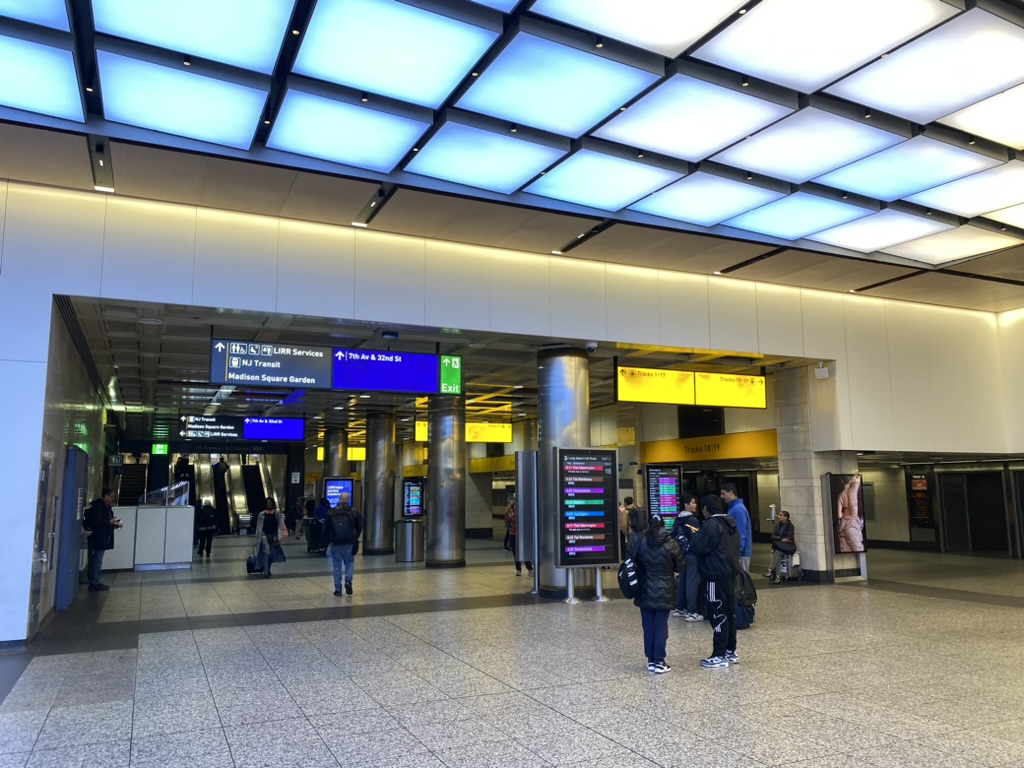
[97,50,267,149]
[294,0,500,109]
[806,209,953,253]
[694,0,955,94]
[814,136,1002,202]
[0,34,81,121]
[267,89,430,173]
[882,225,1024,265]
[594,73,794,162]
[0,0,69,31]
[827,9,1024,125]
[629,172,785,227]
[530,0,747,58]
[525,149,684,211]
[406,121,566,194]
[456,32,660,137]
[713,107,904,183]
[724,192,872,240]
[988,202,1024,231]
[905,161,1024,219]
[940,82,1024,151]
[92,0,294,75]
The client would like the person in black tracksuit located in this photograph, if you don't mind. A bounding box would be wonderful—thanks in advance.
[691,495,741,668]
[630,514,683,674]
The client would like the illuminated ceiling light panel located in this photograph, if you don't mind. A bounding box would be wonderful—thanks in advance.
[92,0,295,75]
[0,35,81,121]
[694,0,955,94]
[456,32,659,137]
[814,136,1001,202]
[712,108,904,183]
[525,149,683,212]
[530,0,747,58]
[267,89,430,174]
[97,50,267,149]
[827,9,1024,125]
[467,0,519,11]
[406,121,566,194]
[988,202,1024,231]
[629,172,785,227]
[294,0,500,109]
[724,192,872,240]
[806,209,953,253]
[939,83,1024,151]
[593,74,793,162]
[904,162,1024,218]
[0,0,69,31]
[882,226,1024,265]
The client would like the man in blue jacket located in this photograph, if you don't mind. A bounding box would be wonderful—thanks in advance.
[721,483,752,573]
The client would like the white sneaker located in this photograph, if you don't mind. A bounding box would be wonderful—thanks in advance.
[672,609,686,617]
[700,655,729,669]
[684,612,703,622]
[725,650,739,665]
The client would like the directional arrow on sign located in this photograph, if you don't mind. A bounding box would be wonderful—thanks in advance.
[180,415,186,422]
[335,351,344,360]
[214,342,225,352]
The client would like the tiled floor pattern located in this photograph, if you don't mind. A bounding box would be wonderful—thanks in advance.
[2,543,1024,767]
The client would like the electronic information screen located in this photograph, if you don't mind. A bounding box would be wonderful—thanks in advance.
[323,477,354,509]
[646,465,682,531]
[402,479,425,517]
[556,448,618,567]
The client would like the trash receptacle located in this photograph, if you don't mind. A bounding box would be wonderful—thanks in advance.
[395,519,425,562]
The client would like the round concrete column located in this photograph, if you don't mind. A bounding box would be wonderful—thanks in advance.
[537,347,593,598]
[426,395,466,567]
[363,412,396,555]
[323,429,349,477]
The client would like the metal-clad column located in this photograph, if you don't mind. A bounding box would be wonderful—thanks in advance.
[363,412,396,555]
[426,395,466,567]
[324,429,349,477]
[537,347,592,598]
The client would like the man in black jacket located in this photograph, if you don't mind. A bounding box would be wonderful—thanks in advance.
[691,495,740,668]
[322,492,363,596]
[82,488,120,592]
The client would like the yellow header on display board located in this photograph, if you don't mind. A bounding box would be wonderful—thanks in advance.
[415,421,512,443]
[694,372,767,409]
[617,366,695,405]
[616,365,766,409]
[642,429,778,463]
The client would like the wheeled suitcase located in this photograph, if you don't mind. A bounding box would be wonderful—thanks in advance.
[778,552,803,581]
[306,519,324,553]
[246,544,264,575]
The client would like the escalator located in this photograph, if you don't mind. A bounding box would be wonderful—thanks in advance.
[116,463,148,505]
[241,464,266,518]
[212,457,234,534]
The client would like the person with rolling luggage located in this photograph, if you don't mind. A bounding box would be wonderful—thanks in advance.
[691,495,741,668]
[253,498,287,578]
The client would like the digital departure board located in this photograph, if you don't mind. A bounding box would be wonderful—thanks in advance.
[646,465,682,532]
[556,448,618,567]
[179,414,304,441]
[402,479,425,517]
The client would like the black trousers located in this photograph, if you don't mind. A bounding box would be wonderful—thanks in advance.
[706,576,737,658]
[197,532,213,555]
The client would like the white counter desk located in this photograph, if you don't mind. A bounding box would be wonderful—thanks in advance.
[106,505,193,571]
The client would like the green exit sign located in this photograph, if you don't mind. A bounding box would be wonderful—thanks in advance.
[151,443,169,455]
[440,355,462,395]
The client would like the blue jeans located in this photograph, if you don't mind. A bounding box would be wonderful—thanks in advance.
[640,607,669,663]
[329,544,355,590]
[88,548,105,586]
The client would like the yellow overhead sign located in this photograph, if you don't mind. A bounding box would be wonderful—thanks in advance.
[415,421,512,443]
[695,372,766,409]
[642,429,778,463]
[616,365,766,409]
[617,366,695,405]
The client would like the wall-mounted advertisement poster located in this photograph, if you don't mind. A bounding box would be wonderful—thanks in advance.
[831,473,867,553]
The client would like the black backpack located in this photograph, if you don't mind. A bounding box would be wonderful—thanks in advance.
[736,569,758,608]
[327,509,356,545]
[628,506,648,533]
[672,516,698,554]
[617,555,642,600]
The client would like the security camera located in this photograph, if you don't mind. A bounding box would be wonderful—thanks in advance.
[585,341,598,353]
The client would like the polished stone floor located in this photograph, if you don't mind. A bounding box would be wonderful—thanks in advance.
[2,534,1024,768]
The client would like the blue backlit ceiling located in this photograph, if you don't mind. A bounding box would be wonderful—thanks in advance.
[0,0,1023,270]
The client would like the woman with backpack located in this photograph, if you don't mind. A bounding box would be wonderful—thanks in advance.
[630,514,683,674]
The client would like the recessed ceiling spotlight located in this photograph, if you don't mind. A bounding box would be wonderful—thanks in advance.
[381,330,399,340]
[510,123,518,133]
[291,28,300,36]
[863,106,872,119]
[637,149,644,158]
[360,92,368,103]
[713,271,722,276]
[513,384,524,389]
[745,171,753,180]
[967,135,976,145]
[595,37,604,49]
[551,250,563,255]
[183,54,191,67]
[359,394,371,398]
[741,75,749,87]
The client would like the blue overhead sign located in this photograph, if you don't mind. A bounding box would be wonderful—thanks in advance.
[210,339,332,388]
[180,414,304,441]
[332,348,441,394]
